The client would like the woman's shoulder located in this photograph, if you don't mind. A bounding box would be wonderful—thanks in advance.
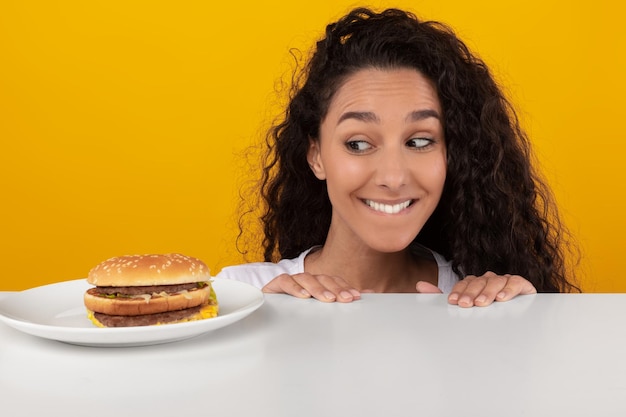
[214,249,311,289]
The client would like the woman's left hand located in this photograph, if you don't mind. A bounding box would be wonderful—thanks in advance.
[416,271,537,308]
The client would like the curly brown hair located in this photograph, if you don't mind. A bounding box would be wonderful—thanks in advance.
[239,7,580,292]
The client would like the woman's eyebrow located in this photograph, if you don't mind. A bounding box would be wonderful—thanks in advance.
[337,111,380,125]
[406,109,441,122]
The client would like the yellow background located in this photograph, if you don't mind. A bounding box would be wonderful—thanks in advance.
[1,0,624,291]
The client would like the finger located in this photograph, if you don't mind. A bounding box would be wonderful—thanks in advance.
[470,272,509,307]
[262,274,312,298]
[454,274,497,308]
[495,274,537,301]
[317,275,361,302]
[416,281,442,294]
[447,277,471,305]
[294,273,359,303]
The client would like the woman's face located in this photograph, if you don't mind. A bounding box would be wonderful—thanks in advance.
[308,68,447,253]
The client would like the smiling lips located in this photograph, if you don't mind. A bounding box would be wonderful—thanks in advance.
[363,199,413,214]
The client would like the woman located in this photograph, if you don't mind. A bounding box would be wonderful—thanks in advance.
[218,7,579,307]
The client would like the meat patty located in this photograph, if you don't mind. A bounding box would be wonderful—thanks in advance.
[91,282,201,297]
[93,305,203,327]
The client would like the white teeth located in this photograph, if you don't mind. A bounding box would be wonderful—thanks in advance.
[364,199,411,214]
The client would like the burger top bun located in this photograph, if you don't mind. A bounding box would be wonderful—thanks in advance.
[87,253,211,286]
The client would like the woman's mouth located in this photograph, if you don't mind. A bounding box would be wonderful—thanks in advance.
[363,199,413,214]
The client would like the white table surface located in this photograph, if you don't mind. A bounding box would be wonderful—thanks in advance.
[1,290,625,416]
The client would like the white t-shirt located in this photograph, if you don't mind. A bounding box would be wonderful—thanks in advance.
[215,247,460,294]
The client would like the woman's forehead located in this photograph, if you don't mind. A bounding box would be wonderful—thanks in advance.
[324,68,442,120]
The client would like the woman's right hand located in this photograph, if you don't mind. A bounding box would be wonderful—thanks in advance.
[262,273,361,302]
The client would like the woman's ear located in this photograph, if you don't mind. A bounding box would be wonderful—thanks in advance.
[307,139,326,180]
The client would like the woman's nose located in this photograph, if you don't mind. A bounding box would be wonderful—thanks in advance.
[374,148,408,190]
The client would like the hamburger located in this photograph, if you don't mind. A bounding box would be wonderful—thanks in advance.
[84,253,218,327]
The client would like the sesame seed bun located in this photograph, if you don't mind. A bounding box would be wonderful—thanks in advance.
[87,253,211,286]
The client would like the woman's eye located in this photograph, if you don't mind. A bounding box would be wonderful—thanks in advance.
[406,137,432,149]
[345,140,372,152]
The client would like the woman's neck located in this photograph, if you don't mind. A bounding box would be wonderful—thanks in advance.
[303,240,438,293]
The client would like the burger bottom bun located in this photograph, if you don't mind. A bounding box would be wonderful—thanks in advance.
[84,285,213,316]
[87,302,219,327]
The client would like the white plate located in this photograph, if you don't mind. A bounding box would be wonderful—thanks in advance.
[0,278,263,347]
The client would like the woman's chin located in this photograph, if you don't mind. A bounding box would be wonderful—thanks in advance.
[365,238,418,254]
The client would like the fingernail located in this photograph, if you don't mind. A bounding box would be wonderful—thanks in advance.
[476,295,486,304]
[448,293,459,302]
[323,291,336,301]
[459,296,472,307]
[496,291,506,300]
[340,290,353,300]
[300,288,311,297]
